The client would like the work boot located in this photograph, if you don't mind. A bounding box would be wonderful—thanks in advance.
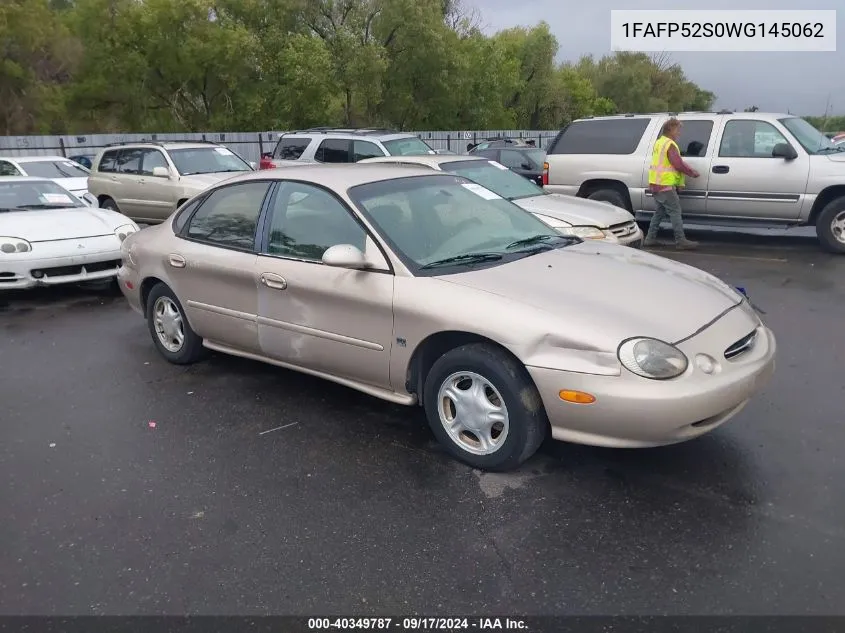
[675,238,698,250]
[643,237,659,248]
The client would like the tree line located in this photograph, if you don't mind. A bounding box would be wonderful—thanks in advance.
[4,0,723,136]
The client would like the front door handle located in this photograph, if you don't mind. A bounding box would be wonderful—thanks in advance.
[712,165,730,174]
[260,273,287,290]
[168,254,186,268]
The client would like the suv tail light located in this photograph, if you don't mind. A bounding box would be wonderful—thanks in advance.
[259,156,277,170]
[542,161,549,186]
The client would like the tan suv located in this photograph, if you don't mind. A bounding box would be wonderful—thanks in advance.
[87,141,255,224]
[543,111,845,253]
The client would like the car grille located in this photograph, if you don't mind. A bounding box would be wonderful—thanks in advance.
[31,259,121,279]
[724,330,757,360]
[609,220,638,238]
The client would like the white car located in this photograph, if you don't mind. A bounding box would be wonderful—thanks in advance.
[360,154,643,246]
[0,155,97,207]
[0,177,139,290]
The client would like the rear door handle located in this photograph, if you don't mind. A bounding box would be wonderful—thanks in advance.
[168,254,186,268]
[259,273,287,290]
[712,165,730,174]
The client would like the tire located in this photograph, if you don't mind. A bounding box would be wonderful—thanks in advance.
[100,197,120,212]
[145,282,206,364]
[586,187,629,210]
[422,343,548,471]
[815,196,845,254]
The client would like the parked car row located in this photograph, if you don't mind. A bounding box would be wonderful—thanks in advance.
[1,134,778,472]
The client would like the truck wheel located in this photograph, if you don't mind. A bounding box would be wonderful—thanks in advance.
[816,196,845,254]
[587,188,629,210]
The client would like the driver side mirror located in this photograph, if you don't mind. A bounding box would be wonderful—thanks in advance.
[152,166,172,178]
[322,244,373,269]
[772,143,798,160]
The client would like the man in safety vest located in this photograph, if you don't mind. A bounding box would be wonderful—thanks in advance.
[644,118,700,250]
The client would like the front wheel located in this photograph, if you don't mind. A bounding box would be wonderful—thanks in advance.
[422,343,548,471]
[100,197,120,212]
[145,282,207,364]
[816,196,845,254]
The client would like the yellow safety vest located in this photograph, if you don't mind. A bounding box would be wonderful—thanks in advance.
[648,135,684,188]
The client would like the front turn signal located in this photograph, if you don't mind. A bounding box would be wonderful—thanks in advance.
[559,390,596,404]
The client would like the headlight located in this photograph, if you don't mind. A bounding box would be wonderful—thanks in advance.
[115,224,139,242]
[618,337,689,380]
[558,225,608,240]
[0,237,32,254]
[533,213,607,240]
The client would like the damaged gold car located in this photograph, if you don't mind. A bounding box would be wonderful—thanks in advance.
[117,165,776,471]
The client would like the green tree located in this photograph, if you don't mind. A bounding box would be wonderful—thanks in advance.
[0,0,81,134]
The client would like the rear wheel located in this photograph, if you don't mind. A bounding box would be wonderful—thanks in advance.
[816,196,845,254]
[586,187,629,210]
[422,343,548,471]
[145,282,206,364]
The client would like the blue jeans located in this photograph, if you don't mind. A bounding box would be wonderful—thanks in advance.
[647,188,686,241]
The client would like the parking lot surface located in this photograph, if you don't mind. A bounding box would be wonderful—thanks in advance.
[1,228,844,616]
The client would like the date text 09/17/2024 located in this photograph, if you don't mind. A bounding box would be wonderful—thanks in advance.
[307,617,529,630]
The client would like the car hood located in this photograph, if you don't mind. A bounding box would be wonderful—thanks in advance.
[436,242,743,344]
[181,172,247,188]
[0,207,128,241]
[53,177,89,194]
[514,193,634,228]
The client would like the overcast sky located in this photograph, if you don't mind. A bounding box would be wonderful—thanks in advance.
[472,0,844,115]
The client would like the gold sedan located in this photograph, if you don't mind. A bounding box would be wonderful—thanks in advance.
[117,165,776,471]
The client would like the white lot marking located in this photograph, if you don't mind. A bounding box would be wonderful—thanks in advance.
[259,422,299,436]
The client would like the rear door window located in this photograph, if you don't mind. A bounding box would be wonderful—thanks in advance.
[274,137,311,160]
[97,150,119,173]
[548,119,651,155]
[315,139,351,163]
[676,120,714,157]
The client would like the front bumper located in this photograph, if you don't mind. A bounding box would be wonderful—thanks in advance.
[527,305,776,448]
[0,236,122,290]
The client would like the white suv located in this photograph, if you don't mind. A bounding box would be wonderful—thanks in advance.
[260,128,435,169]
[88,141,255,223]
[543,111,845,253]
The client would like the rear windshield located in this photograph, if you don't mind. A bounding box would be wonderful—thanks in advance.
[383,137,435,156]
[20,160,90,178]
[548,119,651,155]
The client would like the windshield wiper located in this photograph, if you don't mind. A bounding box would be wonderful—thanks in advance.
[818,146,845,153]
[420,252,503,269]
[506,234,577,250]
[13,203,76,209]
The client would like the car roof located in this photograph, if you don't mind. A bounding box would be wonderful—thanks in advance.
[281,129,419,142]
[99,142,220,150]
[572,111,794,123]
[222,163,449,189]
[1,155,69,163]
[360,154,485,168]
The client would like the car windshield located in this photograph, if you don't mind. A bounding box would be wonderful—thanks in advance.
[441,160,545,201]
[0,180,85,211]
[779,117,843,154]
[168,147,252,175]
[383,137,435,156]
[348,174,576,275]
[20,160,90,178]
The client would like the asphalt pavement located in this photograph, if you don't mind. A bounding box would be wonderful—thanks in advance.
[1,228,844,616]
